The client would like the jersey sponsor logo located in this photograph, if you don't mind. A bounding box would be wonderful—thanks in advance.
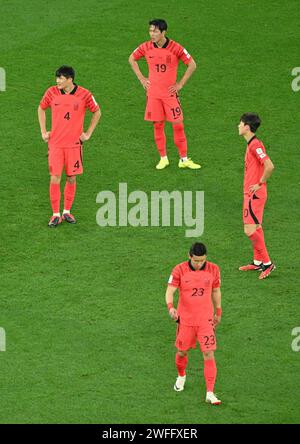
[74,103,79,111]
[183,48,191,59]
[166,55,172,64]
[168,275,173,284]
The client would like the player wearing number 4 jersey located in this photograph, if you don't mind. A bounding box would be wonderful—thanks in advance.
[38,66,101,227]
[129,19,200,170]
[238,113,275,279]
[166,243,222,405]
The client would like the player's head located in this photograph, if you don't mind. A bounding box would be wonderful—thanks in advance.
[238,113,261,136]
[55,65,75,89]
[189,242,207,270]
[149,19,167,43]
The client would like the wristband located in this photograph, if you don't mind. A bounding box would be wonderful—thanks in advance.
[216,308,222,317]
[167,303,174,311]
[258,181,264,186]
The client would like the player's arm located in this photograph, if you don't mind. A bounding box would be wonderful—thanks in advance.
[169,59,197,94]
[80,108,101,142]
[249,158,275,193]
[212,287,222,327]
[128,53,150,91]
[165,285,179,321]
[37,105,50,143]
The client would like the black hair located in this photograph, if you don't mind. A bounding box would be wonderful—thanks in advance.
[240,113,261,133]
[189,242,207,257]
[55,66,75,81]
[149,19,168,32]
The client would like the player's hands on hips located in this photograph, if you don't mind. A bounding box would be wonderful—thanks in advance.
[169,307,178,321]
[140,77,150,91]
[168,83,182,94]
[249,183,261,194]
[41,131,50,143]
[80,132,90,142]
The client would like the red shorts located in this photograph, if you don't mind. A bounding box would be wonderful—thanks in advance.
[175,320,216,352]
[48,145,83,176]
[243,190,267,224]
[144,95,183,122]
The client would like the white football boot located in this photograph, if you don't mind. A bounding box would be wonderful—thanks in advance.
[206,391,221,405]
[174,375,186,392]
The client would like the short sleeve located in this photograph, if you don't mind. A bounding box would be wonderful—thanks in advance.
[250,144,269,164]
[132,43,146,60]
[40,88,52,110]
[178,44,193,65]
[85,92,99,112]
[212,266,221,288]
[168,265,181,288]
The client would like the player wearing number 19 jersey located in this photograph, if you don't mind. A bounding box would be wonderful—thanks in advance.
[38,66,101,227]
[238,113,275,279]
[165,243,222,405]
[129,19,201,170]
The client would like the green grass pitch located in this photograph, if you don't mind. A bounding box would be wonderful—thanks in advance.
[0,0,300,424]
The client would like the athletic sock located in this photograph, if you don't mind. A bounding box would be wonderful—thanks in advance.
[249,227,270,264]
[204,359,217,393]
[176,353,188,377]
[64,182,76,212]
[154,122,167,157]
[173,123,187,158]
[49,183,61,214]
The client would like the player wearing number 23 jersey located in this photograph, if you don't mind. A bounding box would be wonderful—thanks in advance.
[38,66,101,227]
[129,19,201,170]
[165,243,222,405]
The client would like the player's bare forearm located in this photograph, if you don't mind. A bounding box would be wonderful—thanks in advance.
[249,159,275,192]
[81,109,101,141]
[128,54,150,90]
[38,106,50,142]
[169,59,197,94]
[179,59,197,88]
[260,158,275,183]
[166,286,178,321]
[212,287,222,327]
[212,288,221,310]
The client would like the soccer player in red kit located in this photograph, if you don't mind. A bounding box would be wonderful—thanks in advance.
[166,243,222,405]
[129,19,201,170]
[38,66,101,227]
[238,113,276,279]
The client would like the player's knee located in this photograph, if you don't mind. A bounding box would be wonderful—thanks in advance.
[203,350,214,360]
[50,175,61,184]
[67,175,76,184]
[177,350,187,357]
[244,225,256,237]
[154,121,164,129]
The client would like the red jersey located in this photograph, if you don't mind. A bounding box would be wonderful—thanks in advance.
[40,84,99,148]
[168,260,221,326]
[244,136,269,194]
[132,38,193,98]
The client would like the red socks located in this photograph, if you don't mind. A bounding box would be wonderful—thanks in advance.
[249,227,270,263]
[153,122,188,158]
[204,359,217,392]
[176,353,188,377]
[153,122,166,157]
[173,122,187,158]
[64,182,77,211]
[49,183,61,214]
